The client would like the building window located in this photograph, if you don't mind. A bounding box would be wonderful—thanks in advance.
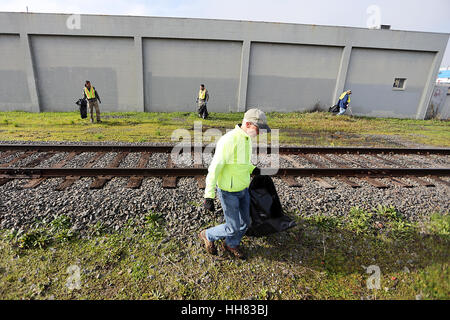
[393,78,407,90]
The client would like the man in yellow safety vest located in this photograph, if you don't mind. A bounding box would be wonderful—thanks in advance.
[196,84,210,119]
[83,80,102,123]
[198,108,271,260]
[337,90,352,115]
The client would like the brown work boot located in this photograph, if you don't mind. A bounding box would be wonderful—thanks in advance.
[198,230,217,255]
[222,242,247,260]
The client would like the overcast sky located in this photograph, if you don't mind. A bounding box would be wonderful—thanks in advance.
[1,0,449,68]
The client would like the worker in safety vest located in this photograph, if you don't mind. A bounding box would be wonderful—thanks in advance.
[337,90,352,115]
[83,80,102,123]
[199,108,271,260]
[196,84,210,119]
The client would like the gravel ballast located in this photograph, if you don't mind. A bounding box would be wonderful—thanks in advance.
[0,141,448,239]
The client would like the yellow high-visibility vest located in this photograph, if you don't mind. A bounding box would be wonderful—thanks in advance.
[84,86,96,99]
[204,124,255,199]
[339,91,350,103]
[198,89,206,100]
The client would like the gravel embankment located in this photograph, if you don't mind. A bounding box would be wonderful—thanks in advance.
[0,141,448,240]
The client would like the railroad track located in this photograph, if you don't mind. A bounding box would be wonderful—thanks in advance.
[0,144,449,190]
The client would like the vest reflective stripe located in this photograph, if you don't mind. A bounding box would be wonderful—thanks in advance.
[232,133,250,165]
[198,89,206,100]
[245,137,249,164]
[339,92,350,103]
[84,87,96,99]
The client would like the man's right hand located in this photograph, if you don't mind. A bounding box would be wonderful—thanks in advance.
[204,198,215,212]
[252,167,262,175]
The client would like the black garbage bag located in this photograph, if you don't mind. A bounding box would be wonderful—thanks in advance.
[75,98,87,119]
[198,104,209,119]
[328,104,339,113]
[245,175,296,237]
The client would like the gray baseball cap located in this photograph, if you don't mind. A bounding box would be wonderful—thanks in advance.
[244,108,271,133]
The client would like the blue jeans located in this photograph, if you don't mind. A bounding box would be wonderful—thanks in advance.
[337,107,347,115]
[205,188,251,248]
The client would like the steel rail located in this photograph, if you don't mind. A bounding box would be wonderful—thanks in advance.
[1,167,449,178]
[0,144,449,155]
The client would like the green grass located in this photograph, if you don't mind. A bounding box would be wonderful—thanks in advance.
[0,207,448,300]
[0,110,448,299]
[0,111,449,147]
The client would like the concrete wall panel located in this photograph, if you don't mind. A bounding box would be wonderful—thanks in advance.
[345,48,435,118]
[30,35,138,111]
[143,38,242,112]
[246,43,342,112]
[0,34,31,110]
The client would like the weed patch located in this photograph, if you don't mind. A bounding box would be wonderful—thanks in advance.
[7,214,77,249]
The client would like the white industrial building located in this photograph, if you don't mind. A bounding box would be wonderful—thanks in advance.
[0,12,449,119]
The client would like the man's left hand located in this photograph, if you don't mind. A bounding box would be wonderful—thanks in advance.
[204,198,215,212]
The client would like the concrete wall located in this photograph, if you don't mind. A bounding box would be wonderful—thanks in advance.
[30,35,139,111]
[143,38,242,112]
[0,34,32,111]
[247,43,342,111]
[0,12,448,119]
[345,48,435,118]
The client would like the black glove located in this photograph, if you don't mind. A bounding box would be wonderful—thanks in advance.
[204,198,215,212]
[252,167,261,175]
[98,99,102,104]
